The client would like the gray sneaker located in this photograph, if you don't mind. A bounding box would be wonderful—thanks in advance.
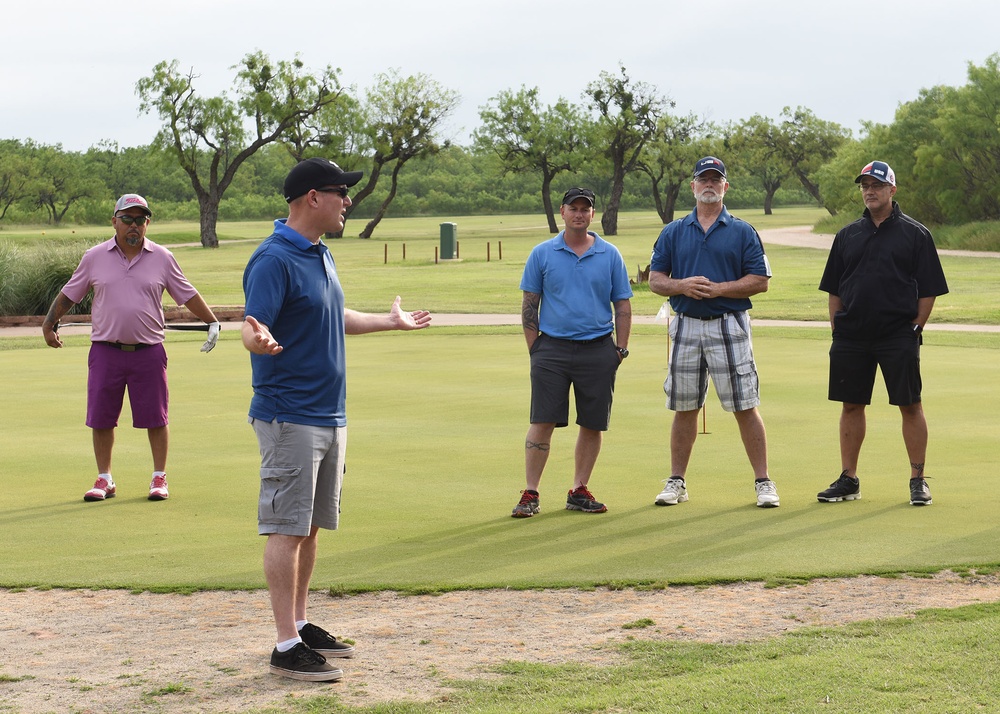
[655,477,688,506]
[269,643,343,682]
[755,479,780,508]
[511,490,540,518]
[909,477,933,506]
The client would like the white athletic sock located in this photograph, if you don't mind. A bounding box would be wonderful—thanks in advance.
[296,620,308,631]
[276,636,302,653]
[98,472,113,484]
[152,470,166,478]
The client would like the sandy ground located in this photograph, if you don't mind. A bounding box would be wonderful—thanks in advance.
[4,573,1000,713]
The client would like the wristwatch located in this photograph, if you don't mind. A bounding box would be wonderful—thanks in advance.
[616,346,629,359]
[912,323,923,334]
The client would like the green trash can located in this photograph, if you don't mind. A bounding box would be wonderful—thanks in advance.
[440,222,457,260]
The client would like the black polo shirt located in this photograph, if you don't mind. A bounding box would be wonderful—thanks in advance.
[819,202,949,339]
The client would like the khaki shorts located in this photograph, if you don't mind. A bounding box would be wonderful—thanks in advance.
[250,418,346,536]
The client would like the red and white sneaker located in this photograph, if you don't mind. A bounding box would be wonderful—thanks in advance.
[84,477,116,502]
[148,474,169,501]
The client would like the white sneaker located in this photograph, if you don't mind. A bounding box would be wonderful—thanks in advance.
[655,477,688,506]
[755,479,780,508]
[148,474,169,501]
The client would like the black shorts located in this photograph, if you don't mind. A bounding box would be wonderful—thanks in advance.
[529,333,620,430]
[829,327,922,406]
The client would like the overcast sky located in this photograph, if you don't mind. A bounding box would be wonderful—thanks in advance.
[4,0,998,153]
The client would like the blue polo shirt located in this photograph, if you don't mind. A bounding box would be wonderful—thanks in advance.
[650,207,770,317]
[520,230,633,340]
[243,220,347,427]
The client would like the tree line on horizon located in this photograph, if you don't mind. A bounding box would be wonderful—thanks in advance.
[2,54,999,245]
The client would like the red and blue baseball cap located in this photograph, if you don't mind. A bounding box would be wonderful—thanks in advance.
[855,161,895,186]
[693,156,726,178]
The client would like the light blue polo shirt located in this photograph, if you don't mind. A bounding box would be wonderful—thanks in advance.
[520,230,633,340]
[650,207,770,317]
[243,219,347,427]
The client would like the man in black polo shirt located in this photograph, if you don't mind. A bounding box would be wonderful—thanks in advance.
[817,161,949,506]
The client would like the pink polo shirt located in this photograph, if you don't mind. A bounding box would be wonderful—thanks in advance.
[61,237,198,344]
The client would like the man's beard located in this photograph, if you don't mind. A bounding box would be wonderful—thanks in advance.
[697,191,723,205]
[126,234,142,246]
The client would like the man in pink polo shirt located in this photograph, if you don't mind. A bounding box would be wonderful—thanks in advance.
[41,194,221,502]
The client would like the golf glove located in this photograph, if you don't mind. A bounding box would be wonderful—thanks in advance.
[201,322,221,352]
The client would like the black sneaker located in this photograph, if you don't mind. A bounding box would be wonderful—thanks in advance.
[909,478,933,506]
[269,642,344,682]
[817,471,861,502]
[511,490,540,518]
[299,622,355,658]
[566,486,607,513]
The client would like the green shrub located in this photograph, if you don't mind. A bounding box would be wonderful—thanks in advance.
[0,241,91,316]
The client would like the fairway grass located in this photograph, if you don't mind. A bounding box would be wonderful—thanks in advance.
[3,327,998,591]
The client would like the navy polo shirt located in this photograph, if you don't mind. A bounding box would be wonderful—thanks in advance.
[243,219,347,427]
[650,207,770,317]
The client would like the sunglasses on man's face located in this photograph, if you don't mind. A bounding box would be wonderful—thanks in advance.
[315,186,349,198]
[116,214,149,226]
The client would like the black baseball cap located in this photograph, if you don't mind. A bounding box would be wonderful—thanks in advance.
[562,187,595,206]
[283,158,364,203]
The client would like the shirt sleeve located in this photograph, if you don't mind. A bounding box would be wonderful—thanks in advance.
[649,224,673,274]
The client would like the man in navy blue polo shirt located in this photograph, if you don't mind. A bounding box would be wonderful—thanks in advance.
[512,187,633,518]
[242,158,431,682]
[817,160,948,507]
[648,157,779,509]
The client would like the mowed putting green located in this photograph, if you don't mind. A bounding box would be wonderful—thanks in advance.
[2,326,998,591]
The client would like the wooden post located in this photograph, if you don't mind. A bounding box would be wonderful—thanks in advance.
[435,246,438,264]
[403,243,406,260]
[487,242,491,262]
[384,243,387,265]
[498,241,502,260]
[456,240,460,259]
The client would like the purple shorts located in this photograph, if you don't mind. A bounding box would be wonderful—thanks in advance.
[86,342,169,429]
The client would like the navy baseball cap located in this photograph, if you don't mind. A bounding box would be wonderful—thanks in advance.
[562,187,595,206]
[855,160,896,186]
[283,158,364,202]
[693,156,727,178]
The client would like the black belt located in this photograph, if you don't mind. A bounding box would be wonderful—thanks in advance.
[680,312,733,321]
[568,332,613,344]
[98,341,154,352]
[542,332,612,344]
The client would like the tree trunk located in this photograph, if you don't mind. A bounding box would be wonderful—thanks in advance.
[663,183,681,224]
[358,161,404,239]
[763,189,775,215]
[199,195,220,248]
[540,173,558,234]
[794,170,836,216]
[601,168,626,236]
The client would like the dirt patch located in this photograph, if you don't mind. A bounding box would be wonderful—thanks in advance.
[4,572,1000,713]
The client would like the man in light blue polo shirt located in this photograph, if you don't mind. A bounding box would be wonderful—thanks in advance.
[512,187,633,518]
[242,158,431,682]
[648,157,779,509]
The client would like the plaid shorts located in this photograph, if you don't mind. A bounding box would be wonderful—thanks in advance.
[664,311,761,413]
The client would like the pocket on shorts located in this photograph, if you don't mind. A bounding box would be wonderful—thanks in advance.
[259,466,301,526]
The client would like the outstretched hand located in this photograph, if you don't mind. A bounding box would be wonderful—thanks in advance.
[243,315,283,355]
[388,296,431,331]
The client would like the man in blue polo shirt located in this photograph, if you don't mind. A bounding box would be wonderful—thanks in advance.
[512,187,633,518]
[242,158,431,682]
[648,157,779,509]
